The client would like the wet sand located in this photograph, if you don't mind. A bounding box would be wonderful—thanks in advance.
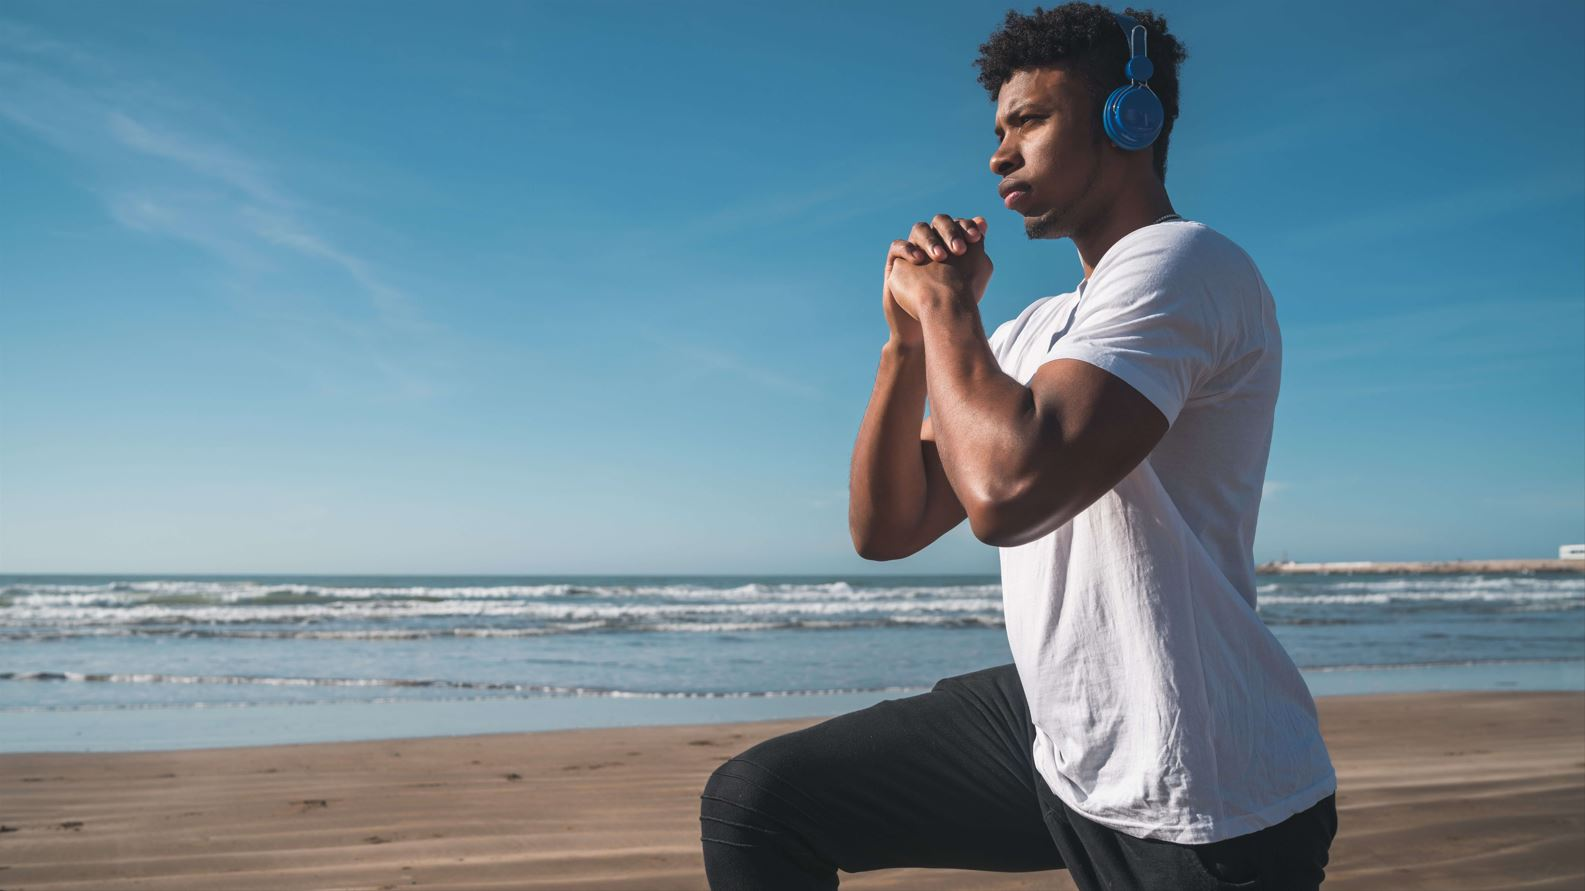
[2,690,1582,890]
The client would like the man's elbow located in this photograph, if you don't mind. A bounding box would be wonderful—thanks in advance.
[967,503,1023,548]
[967,487,1073,549]
[849,527,913,562]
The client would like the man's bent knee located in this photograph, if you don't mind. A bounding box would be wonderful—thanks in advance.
[699,756,838,890]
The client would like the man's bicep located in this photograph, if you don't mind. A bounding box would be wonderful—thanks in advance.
[990,358,1168,546]
[1031,356,1168,503]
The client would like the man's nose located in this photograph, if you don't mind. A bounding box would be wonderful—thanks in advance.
[990,145,1019,176]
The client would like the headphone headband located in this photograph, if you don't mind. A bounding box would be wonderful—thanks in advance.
[1110,12,1153,85]
[1113,12,1144,68]
[1099,9,1163,151]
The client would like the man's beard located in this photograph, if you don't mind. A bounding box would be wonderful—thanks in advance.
[1024,147,1103,240]
[1024,207,1065,239]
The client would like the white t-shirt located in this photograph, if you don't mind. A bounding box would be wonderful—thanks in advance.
[987,219,1336,845]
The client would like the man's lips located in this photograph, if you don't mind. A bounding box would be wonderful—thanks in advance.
[1003,188,1031,210]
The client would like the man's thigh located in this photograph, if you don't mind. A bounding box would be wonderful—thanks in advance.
[1039,784,1339,891]
[714,662,1064,874]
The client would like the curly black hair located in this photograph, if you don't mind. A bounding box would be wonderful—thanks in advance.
[974,4,1188,184]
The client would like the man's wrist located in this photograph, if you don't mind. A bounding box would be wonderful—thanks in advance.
[882,336,925,359]
[917,288,979,324]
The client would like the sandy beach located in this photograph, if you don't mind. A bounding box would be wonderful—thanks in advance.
[1,690,1581,890]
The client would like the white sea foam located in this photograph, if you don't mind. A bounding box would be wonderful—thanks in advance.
[1257,575,1581,595]
[4,577,1579,638]
[1,579,1001,607]
[1258,589,1583,606]
[4,658,1579,715]
[0,668,926,701]
[0,596,1007,626]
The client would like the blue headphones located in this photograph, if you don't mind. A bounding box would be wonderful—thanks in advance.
[1101,12,1165,151]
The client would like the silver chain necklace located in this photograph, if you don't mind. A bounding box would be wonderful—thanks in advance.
[1151,212,1183,224]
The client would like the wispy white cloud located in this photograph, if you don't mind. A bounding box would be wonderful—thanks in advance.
[1189,21,1525,164]
[637,328,823,401]
[0,19,108,74]
[1262,480,1289,501]
[0,20,452,401]
[106,190,268,270]
[1280,283,1578,399]
[1279,168,1585,247]
[800,487,849,510]
[614,152,973,267]
[107,111,289,208]
[1285,295,1582,368]
[1282,293,1584,400]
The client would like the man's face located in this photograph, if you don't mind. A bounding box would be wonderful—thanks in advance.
[990,66,1109,240]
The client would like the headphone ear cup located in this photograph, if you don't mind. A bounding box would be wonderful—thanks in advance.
[1102,84,1164,151]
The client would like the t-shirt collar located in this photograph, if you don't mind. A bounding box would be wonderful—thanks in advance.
[1074,218,1185,298]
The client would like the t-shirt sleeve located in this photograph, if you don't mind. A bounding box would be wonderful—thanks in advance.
[986,316,1017,371]
[1041,244,1224,428]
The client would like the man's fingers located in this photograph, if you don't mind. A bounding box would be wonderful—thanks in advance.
[897,216,986,266]
[911,220,950,261]
[931,213,974,256]
[888,240,929,274]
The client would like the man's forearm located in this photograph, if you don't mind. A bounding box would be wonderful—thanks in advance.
[916,293,1042,538]
[848,339,931,559]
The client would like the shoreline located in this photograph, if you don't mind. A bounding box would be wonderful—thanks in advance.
[5,658,1582,755]
[2,689,1581,890]
[1256,558,1585,574]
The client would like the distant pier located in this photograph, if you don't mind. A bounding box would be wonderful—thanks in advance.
[1256,559,1585,575]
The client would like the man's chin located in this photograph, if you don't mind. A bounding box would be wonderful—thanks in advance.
[1023,208,1065,240]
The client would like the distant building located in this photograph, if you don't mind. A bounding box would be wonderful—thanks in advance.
[1561,544,1585,560]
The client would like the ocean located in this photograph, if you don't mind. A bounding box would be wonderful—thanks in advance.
[3,572,1582,752]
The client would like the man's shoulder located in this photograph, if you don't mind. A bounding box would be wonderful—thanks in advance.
[1125,221,1259,281]
[997,292,1068,335]
[989,290,1077,363]
[1105,223,1270,336]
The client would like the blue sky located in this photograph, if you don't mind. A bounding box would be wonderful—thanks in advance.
[1,0,1581,574]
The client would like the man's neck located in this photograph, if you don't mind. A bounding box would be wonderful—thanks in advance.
[1074,182,1177,281]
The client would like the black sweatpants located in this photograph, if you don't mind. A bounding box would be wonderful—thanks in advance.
[699,663,1337,890]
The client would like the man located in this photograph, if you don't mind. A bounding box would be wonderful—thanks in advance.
[699,5,1338,889]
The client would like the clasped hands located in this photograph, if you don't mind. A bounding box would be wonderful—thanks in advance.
[883,214,993,344]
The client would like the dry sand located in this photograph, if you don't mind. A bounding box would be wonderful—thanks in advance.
[2,690,1582,890]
